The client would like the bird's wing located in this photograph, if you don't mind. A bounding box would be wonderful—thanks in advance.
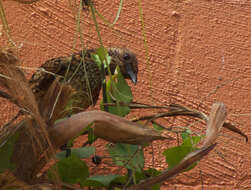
[29,56,71,99]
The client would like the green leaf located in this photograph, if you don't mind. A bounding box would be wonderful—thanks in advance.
[163,145,194,169]
[91,47,112,71]
[152,123,165,132]
[181,130,201,147]
[145,168,161,176]
[115,68,133,103]
[111,175,127,184]
[96,47,108,62]
[181,129,192,140]
[107,143,144,172]
[48,155,89,185]
[91,53,111,71]
[133,169,161,190]
[133,168,160,181]
[163,131,202,170]
[56,146,95,160]
[91,53,102,70]
[191,135,201,145]
[0,132,19,172]
[183,162,197,172]
[83,175,121,188]
[88,127,97,144]
[101,68,133,116]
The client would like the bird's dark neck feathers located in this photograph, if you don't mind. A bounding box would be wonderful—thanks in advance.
[107,48,120,74]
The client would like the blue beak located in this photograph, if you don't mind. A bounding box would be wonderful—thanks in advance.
[126,64,137,84]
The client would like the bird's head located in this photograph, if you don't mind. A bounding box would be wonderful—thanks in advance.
[107,48,138,84]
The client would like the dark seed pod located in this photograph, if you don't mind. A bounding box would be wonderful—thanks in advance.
[92,155,102,165]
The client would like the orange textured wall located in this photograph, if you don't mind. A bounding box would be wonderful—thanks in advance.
[1,0,251,189]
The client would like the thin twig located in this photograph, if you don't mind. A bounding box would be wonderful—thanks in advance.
[102,101,171,109]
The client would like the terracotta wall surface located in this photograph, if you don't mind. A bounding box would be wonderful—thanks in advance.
[1,0,251,189]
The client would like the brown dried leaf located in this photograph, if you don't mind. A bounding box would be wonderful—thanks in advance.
[93,115,171,145]
[0,49,56,183]
[39,77,73,125]
[0,49,39,115]
[50,110,172,147]
[203,102,227,147]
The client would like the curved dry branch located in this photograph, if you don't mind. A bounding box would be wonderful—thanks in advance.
[127,144,216,190]
[132,103,248,142]
[127,102,226,190]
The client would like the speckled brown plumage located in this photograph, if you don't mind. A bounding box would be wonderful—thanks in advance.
[29,48,138,116]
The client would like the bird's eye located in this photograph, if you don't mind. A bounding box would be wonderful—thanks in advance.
[123,53,130,61]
